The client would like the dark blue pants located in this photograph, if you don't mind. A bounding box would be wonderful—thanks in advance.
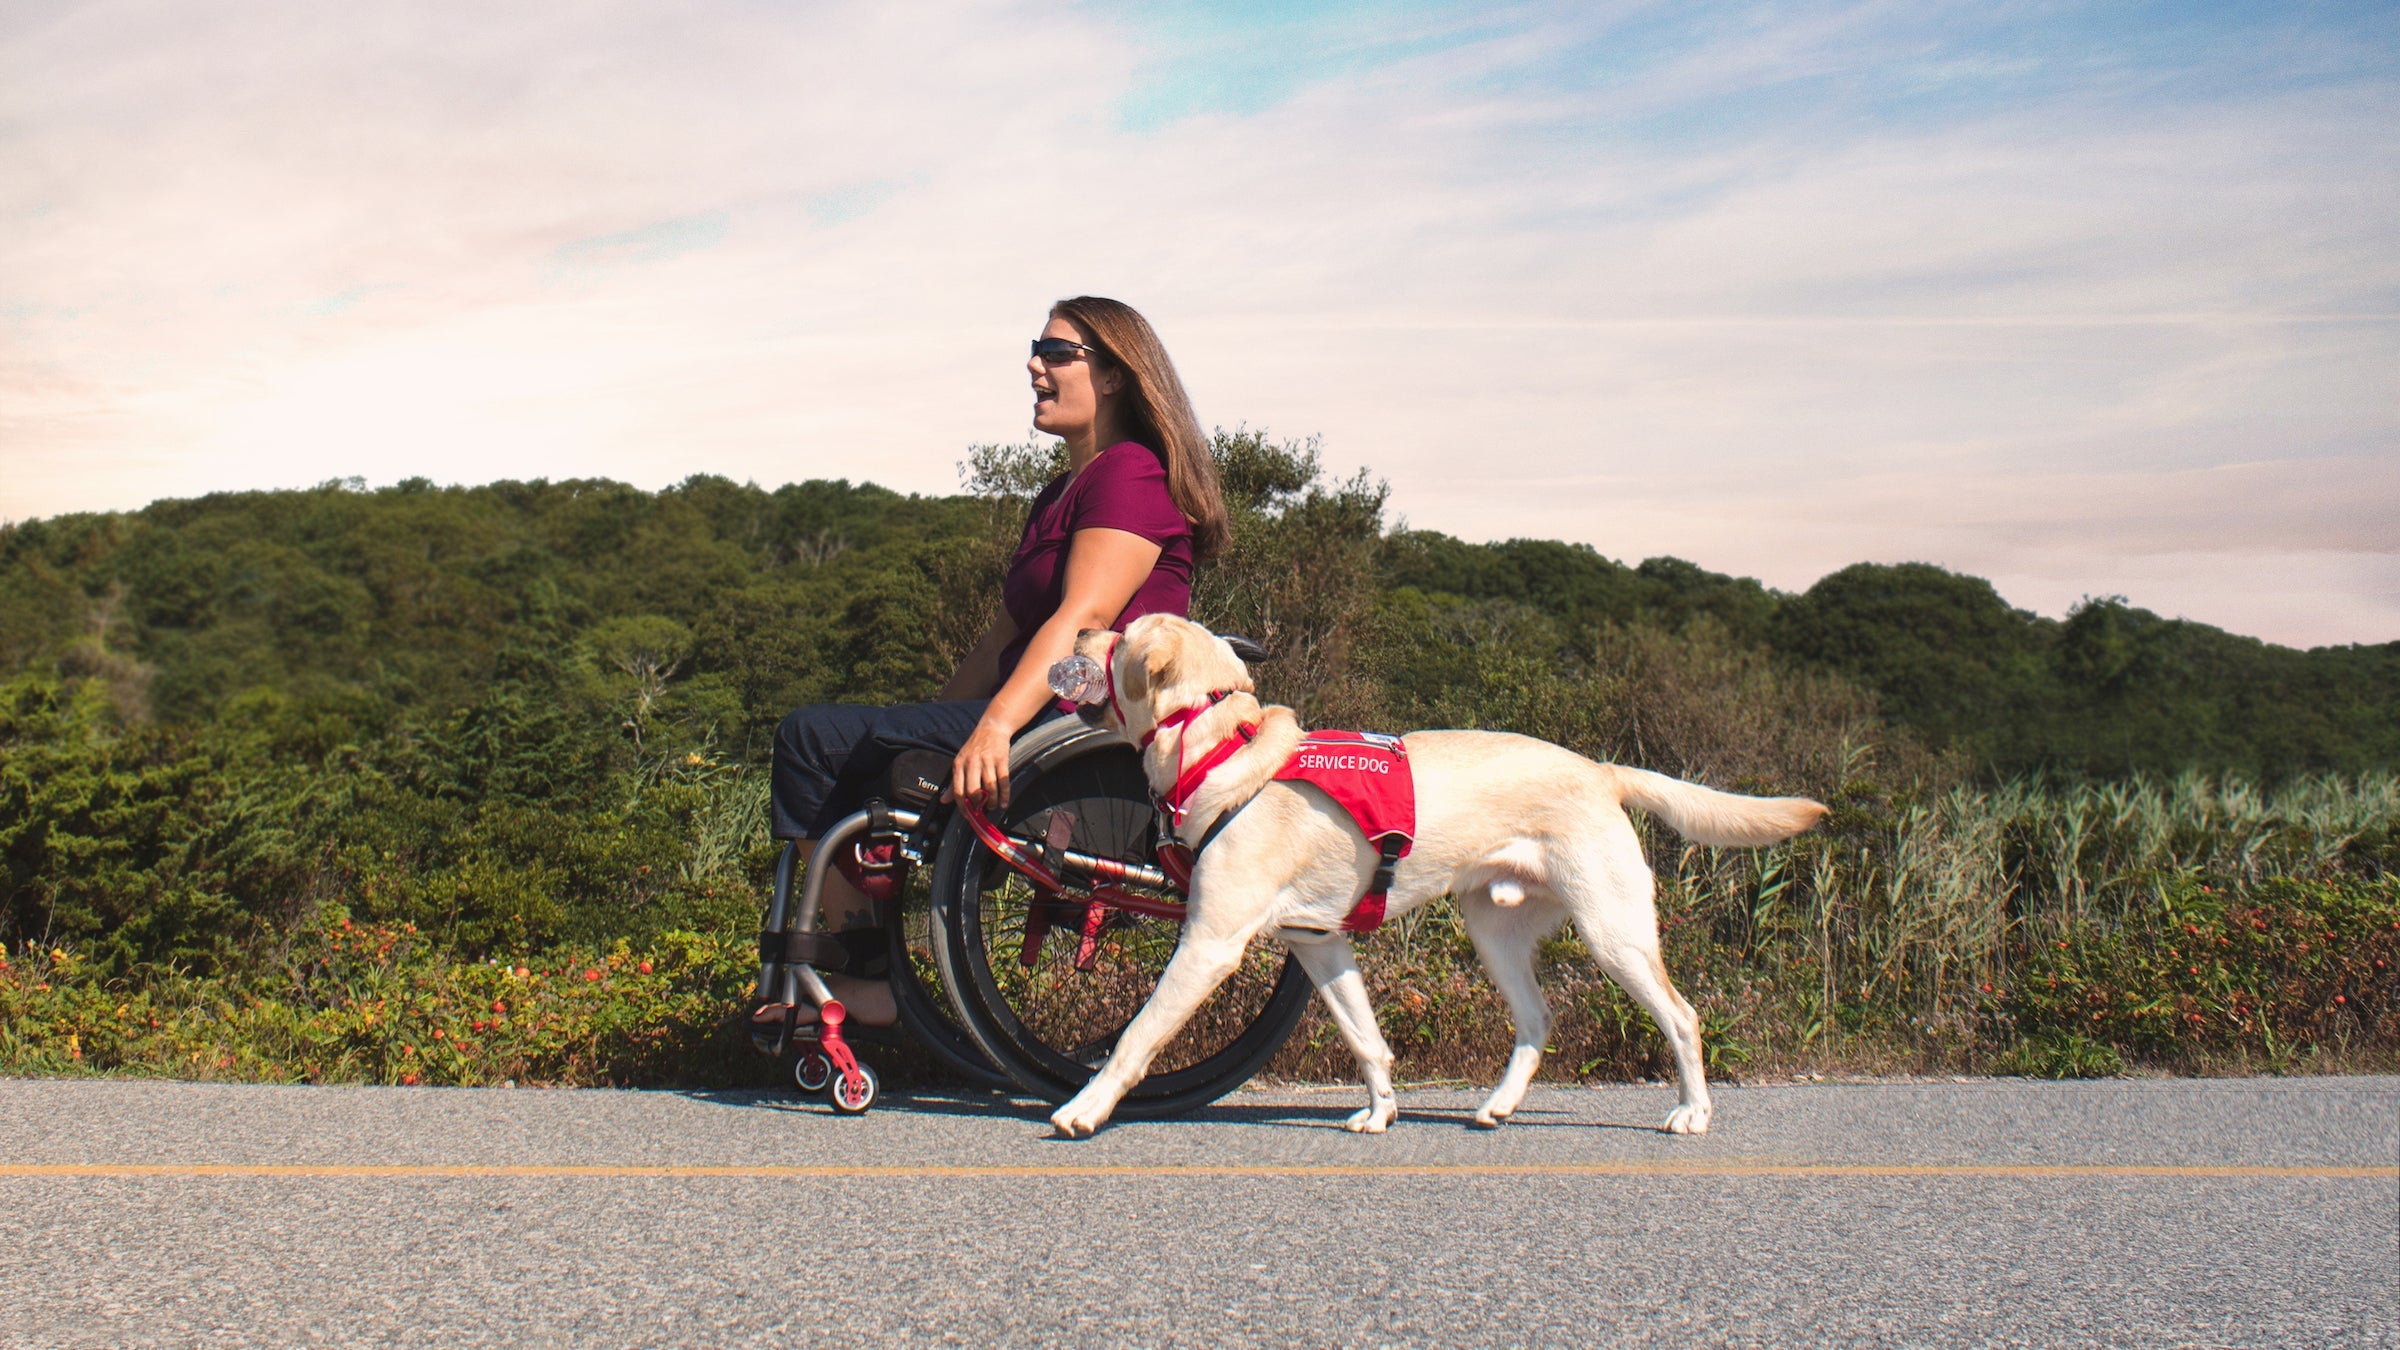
[770,700,1063,839]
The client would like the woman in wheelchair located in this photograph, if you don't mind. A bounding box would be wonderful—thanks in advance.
[761,296,1227,1028]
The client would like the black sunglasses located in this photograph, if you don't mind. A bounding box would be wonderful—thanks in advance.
[1030,337,1103,364]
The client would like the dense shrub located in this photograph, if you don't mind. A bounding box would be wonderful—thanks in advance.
[2,433,2396,1085]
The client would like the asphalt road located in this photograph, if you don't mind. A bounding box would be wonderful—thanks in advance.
[2,1075,2393,1348]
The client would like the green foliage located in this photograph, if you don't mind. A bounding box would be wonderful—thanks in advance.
[2,434,2395,1086]
[1992,877,2398,1066]
[1770,566,2400,778]
[0,916,772,1088]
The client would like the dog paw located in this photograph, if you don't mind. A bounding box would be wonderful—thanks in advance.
[1050,1091,1112,1139]
[1470,1104,1512,1130]
[1661,1103,1712,1135]
[1343,1098,1396,1134]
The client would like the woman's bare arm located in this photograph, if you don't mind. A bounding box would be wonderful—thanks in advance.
[948,527,1163,808]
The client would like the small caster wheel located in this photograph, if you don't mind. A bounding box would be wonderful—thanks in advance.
[793,1050,833,1094]
[829,1063,879,1115]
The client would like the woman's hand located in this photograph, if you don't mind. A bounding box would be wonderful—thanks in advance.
[947,719,1017,811]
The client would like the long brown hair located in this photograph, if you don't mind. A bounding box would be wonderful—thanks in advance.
[1051,296,1228,562]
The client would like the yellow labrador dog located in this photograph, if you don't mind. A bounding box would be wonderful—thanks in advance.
[1047,613,1827,1140]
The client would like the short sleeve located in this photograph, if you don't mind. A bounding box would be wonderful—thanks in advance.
[1067,443,1189,545]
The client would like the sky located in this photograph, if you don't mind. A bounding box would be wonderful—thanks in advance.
[3,0,2395,648]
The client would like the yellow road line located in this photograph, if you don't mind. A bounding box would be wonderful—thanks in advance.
[2,1162,2392,1180]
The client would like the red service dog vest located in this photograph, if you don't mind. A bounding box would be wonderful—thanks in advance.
[1272,730,1415,932]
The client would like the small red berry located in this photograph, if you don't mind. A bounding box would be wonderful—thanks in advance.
[401,1073,419,1086]
[492,1000,506,1014]
[2334,995,2346,1005]
[637,961,652,975]
[585,969,601,982]
[433,1028,445,1039]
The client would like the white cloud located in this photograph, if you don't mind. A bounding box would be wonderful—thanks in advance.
[2,0,2393,646]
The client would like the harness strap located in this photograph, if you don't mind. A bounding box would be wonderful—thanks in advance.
[1340,835,1409,934]
[1193,799,1244,855]
[1140,688,1237,750]
[1163,721,1255,820]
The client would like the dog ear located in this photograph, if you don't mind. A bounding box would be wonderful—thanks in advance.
[1116,638,1149,705]
[1140,628,1179,689]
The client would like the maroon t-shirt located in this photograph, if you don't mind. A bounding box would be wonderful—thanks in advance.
[996,441,1194,682]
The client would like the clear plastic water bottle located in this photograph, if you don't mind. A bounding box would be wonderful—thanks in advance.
[1047,653,1109,706]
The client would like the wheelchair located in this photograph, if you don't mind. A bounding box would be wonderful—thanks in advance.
[752,645,1312,1116]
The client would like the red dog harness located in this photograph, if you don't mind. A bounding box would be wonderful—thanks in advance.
[1151,708,1416,934]
[1272,731,1415,932]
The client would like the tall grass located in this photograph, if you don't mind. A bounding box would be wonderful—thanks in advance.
[1663,770,2397,1009]
[1275,770,2399,1083]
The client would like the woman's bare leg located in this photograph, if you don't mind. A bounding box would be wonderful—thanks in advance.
[768,839,897,1026]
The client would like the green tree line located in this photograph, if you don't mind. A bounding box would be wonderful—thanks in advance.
[1,432,2391,1083]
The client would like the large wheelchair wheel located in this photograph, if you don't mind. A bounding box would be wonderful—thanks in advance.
[927,721,1311,1117]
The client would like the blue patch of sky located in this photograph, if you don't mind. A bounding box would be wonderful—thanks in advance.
[1416,0,2400,240]
[305,286,370,316]
[1475,1,2399,155]
[803,180,901,228]
[1096,0,1518,132]
[552,211,731,268]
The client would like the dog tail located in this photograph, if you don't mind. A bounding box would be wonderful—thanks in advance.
[1606,766,1828,847]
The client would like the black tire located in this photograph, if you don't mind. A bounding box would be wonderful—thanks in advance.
[793,1049,833,1094]
[927,728,1311,1118]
